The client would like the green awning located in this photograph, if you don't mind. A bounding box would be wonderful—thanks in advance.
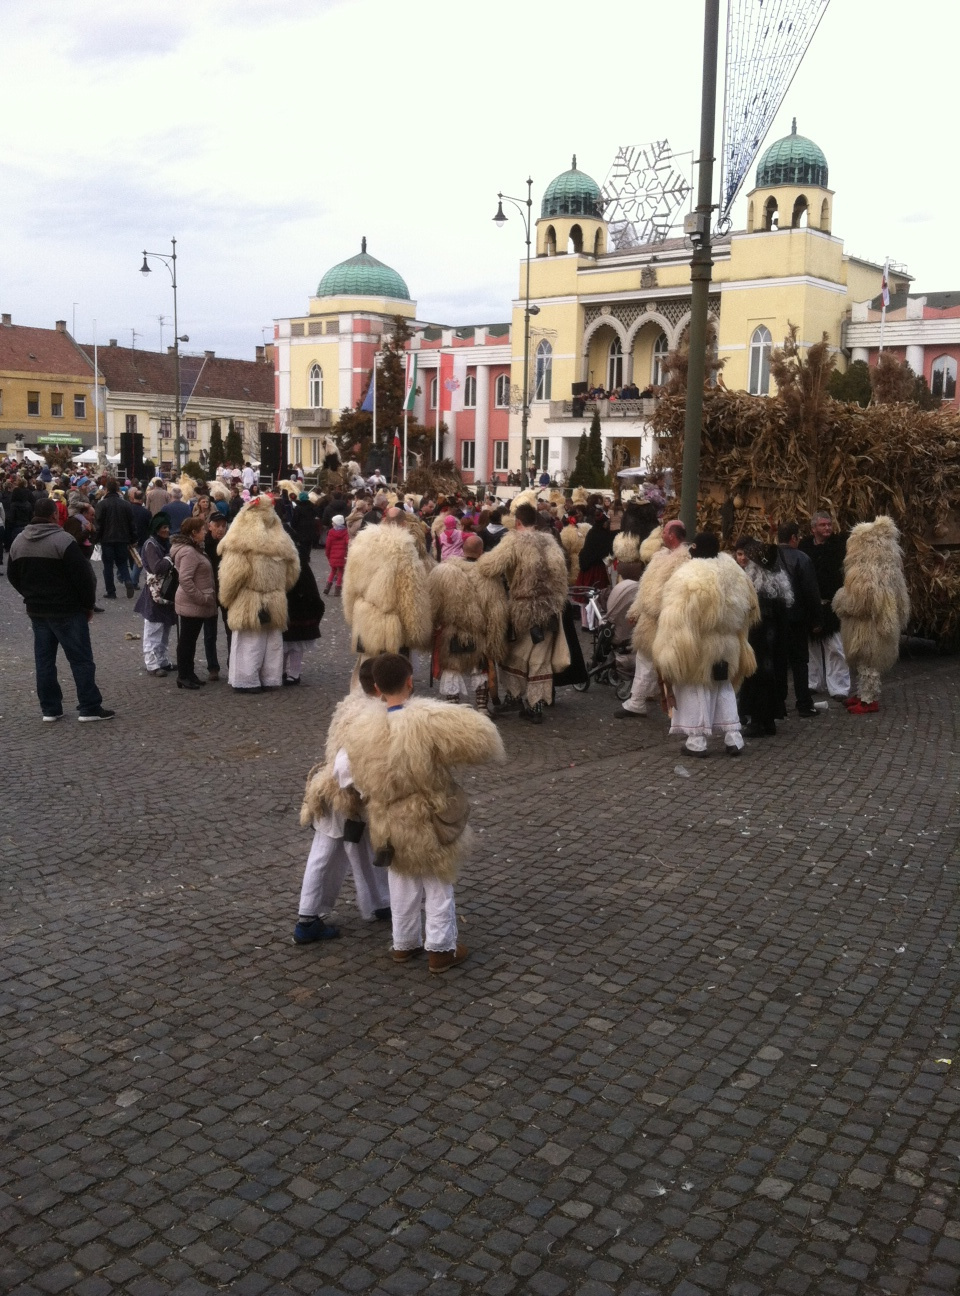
[37,435,84,445]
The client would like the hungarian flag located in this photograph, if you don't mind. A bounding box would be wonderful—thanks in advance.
[403,353,418,412]
[440,352,467,412]
[881,259,890,309]
[392,431,401,452]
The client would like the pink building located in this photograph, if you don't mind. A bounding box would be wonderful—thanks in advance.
[845,290,960,404]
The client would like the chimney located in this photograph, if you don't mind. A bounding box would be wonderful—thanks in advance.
[109,338,118,346]
[1,313,11,326]
[204,349,215,359]
[55,319,67,333]
[167,346,175,355]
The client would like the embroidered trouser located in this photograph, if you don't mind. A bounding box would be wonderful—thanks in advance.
[299,827,390,920]
[229,629,283,689]
[388,872,457,953]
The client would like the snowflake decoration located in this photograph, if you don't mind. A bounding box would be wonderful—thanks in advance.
[600,142,693,247]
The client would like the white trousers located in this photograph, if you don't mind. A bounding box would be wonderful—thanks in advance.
[283,642,305,680]
[439,668,485,699]
[388,871,458,953]
[229,628,283,689]
[670,681,742,739]
[143,619,172,670]
[807,633,851,698]
[298,826,390,920]
[623,650,659,713]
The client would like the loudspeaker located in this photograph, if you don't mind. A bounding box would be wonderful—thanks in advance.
[571,381,588,396]
[259,430,283,481]
[119,431,144,481]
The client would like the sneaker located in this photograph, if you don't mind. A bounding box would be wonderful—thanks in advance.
[282,676,301,686]
[614,707,646,719]
[796,707,820,718]
[159,662,175,671]
[392,946,423,962]
[125,583,136,599]
[104,593,117,600]
[78,708,116,722]
[147,668,169,677]
[42,713,63,723]
[293,917,340,944]
[428,944,469,974]
[93,606,105,613]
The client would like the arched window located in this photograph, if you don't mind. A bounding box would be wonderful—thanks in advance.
[651,332,669,387]
[819,198,830,232]
[545,225,557,256]
[792,195,809,228]
[607,338,623,391]
[534,340,552,401]
[747,200,755,233]
[308,363,322,408]
[495,373,511,407]
[430,377,438,409]
[931,355,957,400]
[764,197,779,231]
[593,228,604,256]
[464,374,477,408]
[568,224,583,254]
[749,326,772,395]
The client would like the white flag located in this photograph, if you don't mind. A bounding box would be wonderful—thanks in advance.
[449,354,468,413]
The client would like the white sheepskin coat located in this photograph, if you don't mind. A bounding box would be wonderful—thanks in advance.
[832,515,910,674]
[217,498,300,633]
[653,553,759,689]
[342,522,433,653]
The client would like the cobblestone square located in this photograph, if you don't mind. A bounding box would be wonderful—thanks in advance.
[2,560,958,1295]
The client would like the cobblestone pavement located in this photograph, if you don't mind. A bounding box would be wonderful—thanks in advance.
[1,555,959,1296]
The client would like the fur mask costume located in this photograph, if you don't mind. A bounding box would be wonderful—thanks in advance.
[832,515,910,674]
[639,526,664,564]
[341,522,433,653]
[428,557,509,675]
[628,542,691,658]
[344,697,505,883]
[217,497,300,633]
[653,552,759,689]
[476,528,569,638]
[300,692,378,827]
[612,531,644,565]
[560,522,585,582]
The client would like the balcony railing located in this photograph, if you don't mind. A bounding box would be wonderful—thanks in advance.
[284,407,333,427]
[549,397,659,420]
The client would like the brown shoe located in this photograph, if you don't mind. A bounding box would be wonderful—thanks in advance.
[392,946,423,962]
[207,669,220,682]
[428,944,469,974]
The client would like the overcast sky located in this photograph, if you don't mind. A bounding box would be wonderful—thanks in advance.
[0,0,953,362]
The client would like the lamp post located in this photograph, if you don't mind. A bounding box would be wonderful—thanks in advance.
[493,179,539,488]
[140,237,189,473]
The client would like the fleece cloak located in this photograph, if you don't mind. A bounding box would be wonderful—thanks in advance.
[217,498,300,632]
[428,557,508,677]
[300,692,379,827]
[342,522,433,654]
[653,553,759,689]
[832,515,910,674]
[628,542,691,659]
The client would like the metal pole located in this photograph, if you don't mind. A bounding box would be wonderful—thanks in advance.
[171,237,182,474]
[678,0,720,538]
[521,178,532,491]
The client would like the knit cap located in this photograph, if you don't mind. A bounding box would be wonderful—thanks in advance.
[332,514,345,527]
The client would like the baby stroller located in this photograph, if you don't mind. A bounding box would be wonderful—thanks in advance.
[568,586,633,699]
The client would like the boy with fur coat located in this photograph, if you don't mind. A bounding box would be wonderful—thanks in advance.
[652,533,759,756]
[616,520,689,718]
[218,496,301,692]
[428,535,508,710]
[344,653,505,973]
[832,515,909,714]
[476,502,570,723]
[341,514,432,667]
[295,662,391,942]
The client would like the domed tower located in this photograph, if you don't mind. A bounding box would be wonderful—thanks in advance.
[746,120,832,234]
[316,237,411,302]
[537,156,607,257]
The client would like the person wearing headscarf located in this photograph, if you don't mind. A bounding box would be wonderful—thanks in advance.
[134,512,177,675]
[577,513,614,589]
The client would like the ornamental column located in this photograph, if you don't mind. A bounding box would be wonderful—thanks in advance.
[474,364,489,484]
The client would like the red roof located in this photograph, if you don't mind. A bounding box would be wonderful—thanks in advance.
[0,323,95,378]
[78,343,273,406]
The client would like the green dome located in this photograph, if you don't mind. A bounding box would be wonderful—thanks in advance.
[756,120,828,188]
[541,155,602,219]
[317,238,410,300]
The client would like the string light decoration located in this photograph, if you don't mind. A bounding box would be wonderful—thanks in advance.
[599,142,693,249]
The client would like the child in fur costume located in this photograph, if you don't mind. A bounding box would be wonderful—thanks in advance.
[344,653,505,973]
[428,535,508,710]
[832,515,910,713]
[294,660,390,942]
[217,496,300,692]
[616,520,689,719]
[652,532,759,756]
[341,514,433,666]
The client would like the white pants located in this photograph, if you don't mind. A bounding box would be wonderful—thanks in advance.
[143,619,172,670]
[388,871,458,953]
[298,826,390,920]
[229,628,283,689]
[623,650,659,713]
[439,668,485,699]
[283,642,305,680]
[808,633,851,698]
[670,681,742,741]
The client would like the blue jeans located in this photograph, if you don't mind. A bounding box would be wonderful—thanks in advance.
[31,614,103,717]
[101,542,133,596]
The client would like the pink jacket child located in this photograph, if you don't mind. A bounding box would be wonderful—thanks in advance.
[438,514,465,562]
[324,516,349,594]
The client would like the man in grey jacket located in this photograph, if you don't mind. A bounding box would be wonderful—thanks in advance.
[8,497,114,721]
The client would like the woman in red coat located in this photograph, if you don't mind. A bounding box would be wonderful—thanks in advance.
[323,514,349,595]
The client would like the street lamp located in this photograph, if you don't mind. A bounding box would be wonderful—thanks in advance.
[493,179,539,487]
[140,237,189,473]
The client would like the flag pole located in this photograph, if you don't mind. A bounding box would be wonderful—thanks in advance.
[879,258,890,354]
[402,406,408,481]
[435,351,441,461]
[372,352,378,444]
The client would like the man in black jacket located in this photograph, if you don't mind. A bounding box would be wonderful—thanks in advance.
[777,522,823,717]
[8,497,114,721]
[94,478,136,599]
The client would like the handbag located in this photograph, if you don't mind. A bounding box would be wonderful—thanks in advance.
[146,560,178,604]
[432,782,470,845]
[127,544,143,570]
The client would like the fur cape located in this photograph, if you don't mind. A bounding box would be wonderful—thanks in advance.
[832,515,910,673]
[428,557,508,674]
[341,522,433,653]
[217,498,300,632]
[401,512,431,563]
[653,553,759,689]
[560,523,585,582]
[639,527,663,564]
[509,489,539,514]
[343,697,505,882]
[612,531,644,565]
[476,528,569,637]
[628,543,691,658]
[300,693,377,827]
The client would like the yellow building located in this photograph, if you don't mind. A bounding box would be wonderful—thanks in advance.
[0,315,103,455]
[509,126,911,477]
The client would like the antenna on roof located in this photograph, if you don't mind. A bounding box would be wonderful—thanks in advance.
[130,327,141,351]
